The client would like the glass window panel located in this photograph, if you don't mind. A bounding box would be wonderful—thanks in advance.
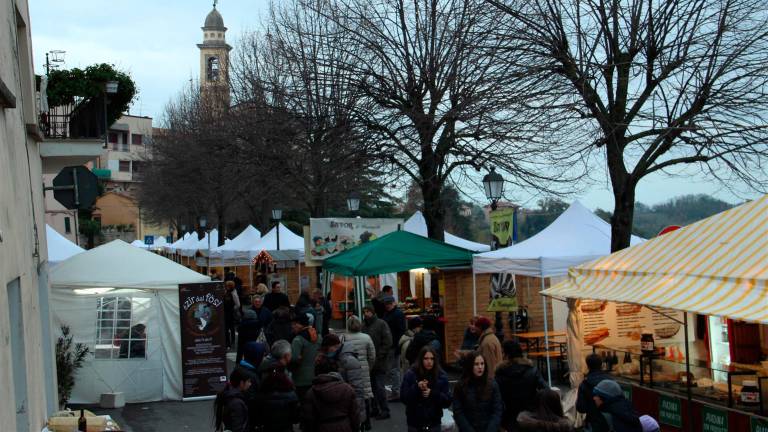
[98,328,114,340]
[128,341,147,359]
[116,310,131,320]
[116,320,131,328]
[94,349,113,360]
[98,337,116,346]
[117,298,132,310]
[99,310,114,320]
[100,298,116,309]
[98,319,115,328]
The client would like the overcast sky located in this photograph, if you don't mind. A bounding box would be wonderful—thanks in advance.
[28,0,762,211]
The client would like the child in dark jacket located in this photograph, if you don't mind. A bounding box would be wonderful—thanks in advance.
[576,354,613,432]
[213,369,251,432]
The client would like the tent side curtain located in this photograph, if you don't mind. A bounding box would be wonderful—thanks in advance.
[322,230,473,276]
[543,195,768,324]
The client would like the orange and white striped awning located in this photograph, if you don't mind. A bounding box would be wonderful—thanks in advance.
[543,195,768,324]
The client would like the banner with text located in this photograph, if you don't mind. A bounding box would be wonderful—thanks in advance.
[179,282,227,400]
[309,218,403,260]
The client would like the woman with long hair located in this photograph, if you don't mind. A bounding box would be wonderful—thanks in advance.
[517,388,574,432]
[453,352,503,432]
[401,345,452,432]
[213,368,251,432]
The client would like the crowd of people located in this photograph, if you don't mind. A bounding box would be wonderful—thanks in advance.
[213,277,660,432]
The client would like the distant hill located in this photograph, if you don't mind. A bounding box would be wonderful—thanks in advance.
[595,194,736,238]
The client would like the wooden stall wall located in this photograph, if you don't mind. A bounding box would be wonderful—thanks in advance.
[442,270,490,360]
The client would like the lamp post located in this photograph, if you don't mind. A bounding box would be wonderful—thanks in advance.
[347,191,361,214]
[199,216,210,273]
[482,167,506,341]
[271,209,282,251]
[103,80,118,149]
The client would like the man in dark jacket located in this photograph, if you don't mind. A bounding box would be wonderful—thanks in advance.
[301,355,360,432]
[266,305,293,345]
[382,295,406,401]
[371,285,394,318]
[362,303,393,420]
[405,316,441,364]
[263,281,290,311]
[254,365,299,432]
[236,300,272,363]
[577,354,613,432]
[593,379,642,432]
[494,340,547,431]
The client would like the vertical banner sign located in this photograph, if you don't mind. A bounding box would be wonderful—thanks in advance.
[702,406,728,432]
[488,208,517,311]
[179,282,227,399]
[659,395,682,428]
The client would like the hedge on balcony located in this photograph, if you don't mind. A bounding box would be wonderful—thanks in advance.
[45,63,136,126]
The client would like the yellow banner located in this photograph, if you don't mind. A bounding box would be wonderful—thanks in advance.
[490,208,515,248]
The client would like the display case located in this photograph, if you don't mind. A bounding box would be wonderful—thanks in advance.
[593,344,768,416]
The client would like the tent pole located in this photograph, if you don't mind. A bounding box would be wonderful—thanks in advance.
[249,262,253,292]
[472,269,477,316]
[298,260,302,292]
[541,270,553,388]
[684,313,693,432]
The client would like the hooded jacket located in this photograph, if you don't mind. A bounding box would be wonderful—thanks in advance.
[599,398,642,432]
[342,331,375,398]
[576,370,613,432]
[337,344,366,423]
[236,307,272,363]
[253,367,299,432]
[301,372,360,432]
[516,411,575,432]
[383,306,407,355]
[363,314,393,372]
[290,326,322,388]
[495,359,547,430]
[217,387,249,432]
[266,306,293,345]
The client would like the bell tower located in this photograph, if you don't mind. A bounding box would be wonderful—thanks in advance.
[198,2,231,104]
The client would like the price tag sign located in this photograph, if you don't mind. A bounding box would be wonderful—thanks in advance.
[659,395,682,428]
[702,406,728,432]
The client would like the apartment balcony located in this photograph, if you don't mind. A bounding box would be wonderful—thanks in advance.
[38,99,105,174]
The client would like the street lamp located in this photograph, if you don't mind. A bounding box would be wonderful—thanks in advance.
[199,216,210,273]
[482,167,504,211]
[103,80,118,149]
[347,191,361,213]
[271,209,282,251]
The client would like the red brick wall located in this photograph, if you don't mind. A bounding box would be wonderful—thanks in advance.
[442,270,490,360]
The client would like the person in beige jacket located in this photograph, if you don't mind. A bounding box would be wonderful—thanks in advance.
[475,316,502,378]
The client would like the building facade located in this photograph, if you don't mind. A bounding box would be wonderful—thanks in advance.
[0,0,59,429]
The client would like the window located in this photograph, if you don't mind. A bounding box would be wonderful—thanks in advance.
[207,56,220,82]
[119,161,130,172]
[94,297,149,360]
[109,132,118,151]
[121,141,129,152]
[64,217,71,234]
[131,134,143,145]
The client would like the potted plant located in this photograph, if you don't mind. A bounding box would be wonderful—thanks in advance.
[56,325,90,409]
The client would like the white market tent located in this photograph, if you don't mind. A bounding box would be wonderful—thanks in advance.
[130,239,149,249]
[164,232,191,253]
[473,201,644,276]
[208,225,262,262]
[179,229,219,257]
[471,200,645,387]
[150,235,168,250]
[46,224,85,265]
[50,240,210,403]
[404,211,491,252]
[205,223,304,265]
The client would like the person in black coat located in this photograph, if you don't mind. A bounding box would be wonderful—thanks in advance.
[592,379,642,432]
[253,365,300,432]
[576,354,613,432]
[405,316,441,364]
[263,281,290,311]
[236,297,273,363]
[494,341,547,431]
[213,369,252,432]
[453,352,503,432]
[382,295,406,400]
[401,345,452,432]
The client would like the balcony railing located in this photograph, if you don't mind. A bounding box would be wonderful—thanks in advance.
[39,98,106,140]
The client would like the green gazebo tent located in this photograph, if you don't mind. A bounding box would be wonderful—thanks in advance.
[322,230,474,315]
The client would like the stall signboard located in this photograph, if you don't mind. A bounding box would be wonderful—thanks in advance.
[702,406,728,432]
[752,417,768,432]
[659,395,683,428]
[309,218,403,260]
[179,282,227,400]
[488,208,517,312]
[579,301,686,352]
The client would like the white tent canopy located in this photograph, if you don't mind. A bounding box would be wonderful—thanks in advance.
[165,232,191,253]
[209,225,262,260]
[46,224,85,265]
[404,211,491,252]
[179,229,219,257]
[473,201,644,276]
[130,239,149,249]
[50,240,210,403]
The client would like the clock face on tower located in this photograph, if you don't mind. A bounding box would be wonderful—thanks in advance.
[207,56,220,82]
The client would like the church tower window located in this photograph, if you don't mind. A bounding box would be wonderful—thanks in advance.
[207,56,220,82]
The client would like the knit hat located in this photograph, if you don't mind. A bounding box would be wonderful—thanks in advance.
[292,312,310,326]
[321,333,341,348]
[381,295,396,304]
[475,316,492,330]
[593,379,623,401]
[639,415,660,432]
[362,302,375,312]
[408,316,423,330]
[243,342,267,368]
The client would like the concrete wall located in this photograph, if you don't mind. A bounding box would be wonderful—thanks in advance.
[0,1,58,429]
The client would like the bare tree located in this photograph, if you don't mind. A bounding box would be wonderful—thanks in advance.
[489,0,768,250]
[315,0,582,240]
[230,0,387,217]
